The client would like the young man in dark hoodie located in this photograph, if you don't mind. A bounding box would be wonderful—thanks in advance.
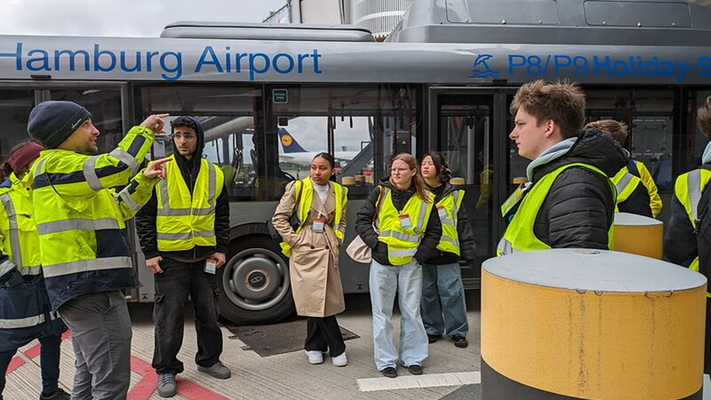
[498,80,626,255]
[136,116,231,397]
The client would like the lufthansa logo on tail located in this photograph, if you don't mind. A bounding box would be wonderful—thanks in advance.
[281,134,293,147]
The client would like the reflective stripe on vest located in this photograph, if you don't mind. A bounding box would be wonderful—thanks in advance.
[156,156,224,252]
[377,187,435,265]
[0,309,60,330]
[436,189,464,256]
[674,168,711,298]
[0,173,41,273]
[611,166,641,207]
[497,163,615,256]
[280,179,348,258]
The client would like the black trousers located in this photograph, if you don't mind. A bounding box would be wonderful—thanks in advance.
[304,315,346,357]
[152,258,223,375]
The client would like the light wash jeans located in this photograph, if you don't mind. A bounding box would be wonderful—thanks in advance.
[421,262,469,338]
[369,259,428,371]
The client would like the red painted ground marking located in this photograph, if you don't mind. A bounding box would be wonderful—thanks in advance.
[175,378,232,400]
[23,342,41,359]
[128,356,158,400]
[5,356,25,375]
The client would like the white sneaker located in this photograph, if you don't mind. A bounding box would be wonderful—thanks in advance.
[331,351,348,367]
[305,350,323,364]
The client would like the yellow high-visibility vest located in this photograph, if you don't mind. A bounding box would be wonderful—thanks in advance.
[376,187,435,265]
[611,167,643,209]
[0,173,42,275]
[280,178,348,257]
[435,189,464,256]
[498,163,615,256]
[156,155,224,252]
[674,168,711,297]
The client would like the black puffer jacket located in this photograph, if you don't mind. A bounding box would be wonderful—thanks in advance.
[355,178,442,266]
[528,129,626,249]
[136,117,230,261]
[424,183,477,265]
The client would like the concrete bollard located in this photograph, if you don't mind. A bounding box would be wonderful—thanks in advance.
[614,212,664,259]
[481,249,707,400]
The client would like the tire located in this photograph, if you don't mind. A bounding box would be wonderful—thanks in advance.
[217,235,295,325]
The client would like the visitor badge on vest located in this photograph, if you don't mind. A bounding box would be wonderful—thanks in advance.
[312,218,325,233]
[437,206,447,220]
[399,214,413,229]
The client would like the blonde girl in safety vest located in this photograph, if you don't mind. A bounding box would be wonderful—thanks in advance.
[272,152,349,367]
[420,151,477,349]
[355,153,442,378]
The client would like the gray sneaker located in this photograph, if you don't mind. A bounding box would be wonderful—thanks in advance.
[157,373,177,397]
[197,361,231,379]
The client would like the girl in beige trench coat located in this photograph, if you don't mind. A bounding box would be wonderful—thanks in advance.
[272,153,349,367]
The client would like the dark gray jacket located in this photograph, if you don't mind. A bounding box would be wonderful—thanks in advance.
[519,129,627,249]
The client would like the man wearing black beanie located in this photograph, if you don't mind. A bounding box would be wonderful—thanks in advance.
[27,100,170,400]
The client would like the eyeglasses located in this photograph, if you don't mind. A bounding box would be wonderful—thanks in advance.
[172,133,197,140]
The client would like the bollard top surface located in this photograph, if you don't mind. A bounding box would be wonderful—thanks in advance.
[614,211,663,226]
[483,249,706,292]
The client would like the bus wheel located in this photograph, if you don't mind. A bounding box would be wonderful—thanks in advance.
[218,236,295,325]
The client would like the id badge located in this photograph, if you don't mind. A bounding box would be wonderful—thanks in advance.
[437,206,448,220]
[312,218,325,233]
[205,257,217,275]
[398,214,413,230]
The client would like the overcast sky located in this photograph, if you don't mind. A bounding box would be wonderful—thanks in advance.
[0,0,288,37]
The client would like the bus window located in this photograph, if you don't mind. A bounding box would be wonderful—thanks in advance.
[691,89,711,167]
[0,90,35,177]
[48,89,123,158]
[266,85,418,200]
[136,85,261,201]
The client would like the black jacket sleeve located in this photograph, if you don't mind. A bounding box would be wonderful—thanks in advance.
[215,183,230,254]
[136,189,159,259]
[663,194,698,267]
[414,205,443,264]
[457,205,477,262]
[537,167,614,250]
[618,184,653,218]
[355,186,381,249]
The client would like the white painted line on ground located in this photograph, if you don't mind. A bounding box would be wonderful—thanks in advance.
[357,371,481,392]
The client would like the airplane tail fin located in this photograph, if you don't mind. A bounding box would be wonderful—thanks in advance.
[278,128,308,153]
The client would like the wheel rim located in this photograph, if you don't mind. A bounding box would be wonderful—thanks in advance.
[221,246,290,312]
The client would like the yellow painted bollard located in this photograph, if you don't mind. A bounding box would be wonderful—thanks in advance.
[341,176,355,186]
[614,212,663,259]
[481,249,706,400]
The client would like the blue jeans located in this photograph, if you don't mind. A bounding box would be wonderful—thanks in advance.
[421,263,469,338]
[369,259,428,371]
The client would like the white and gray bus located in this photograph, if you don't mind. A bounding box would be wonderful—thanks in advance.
[1,0,710,324]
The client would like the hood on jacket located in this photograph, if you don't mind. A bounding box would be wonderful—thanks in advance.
[703,141,711,165]
[529,129,627,183]
[173,116,205,172]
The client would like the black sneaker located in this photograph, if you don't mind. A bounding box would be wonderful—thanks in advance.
[380,367,398,378]
[452,335,469,348]
[427,334,442,344]
[39,388,71,400]
[406,365,423,375]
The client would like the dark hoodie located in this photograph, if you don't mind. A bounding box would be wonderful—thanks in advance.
[355,177,442,266]
[136,117,230,262]
[522,129,626,249]
[424,182,477,265]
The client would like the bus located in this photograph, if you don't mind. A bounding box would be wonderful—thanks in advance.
[1,0,710,324]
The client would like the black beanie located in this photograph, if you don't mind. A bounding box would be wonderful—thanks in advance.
[27,101,92,149]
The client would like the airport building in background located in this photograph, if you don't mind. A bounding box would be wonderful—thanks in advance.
[264,0,413,40]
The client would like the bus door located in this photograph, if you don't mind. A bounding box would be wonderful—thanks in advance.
[428,88,512,289]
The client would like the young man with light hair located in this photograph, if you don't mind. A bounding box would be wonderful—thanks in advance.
[585,119,659,217]
[498,80,627,255]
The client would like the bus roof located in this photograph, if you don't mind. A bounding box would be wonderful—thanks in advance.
[389,0,711,47]
[161,22,375,42]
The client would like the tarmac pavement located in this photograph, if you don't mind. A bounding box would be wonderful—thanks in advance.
[3,291,482,400]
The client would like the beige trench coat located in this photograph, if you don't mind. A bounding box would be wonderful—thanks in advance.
[272,180,346,317]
